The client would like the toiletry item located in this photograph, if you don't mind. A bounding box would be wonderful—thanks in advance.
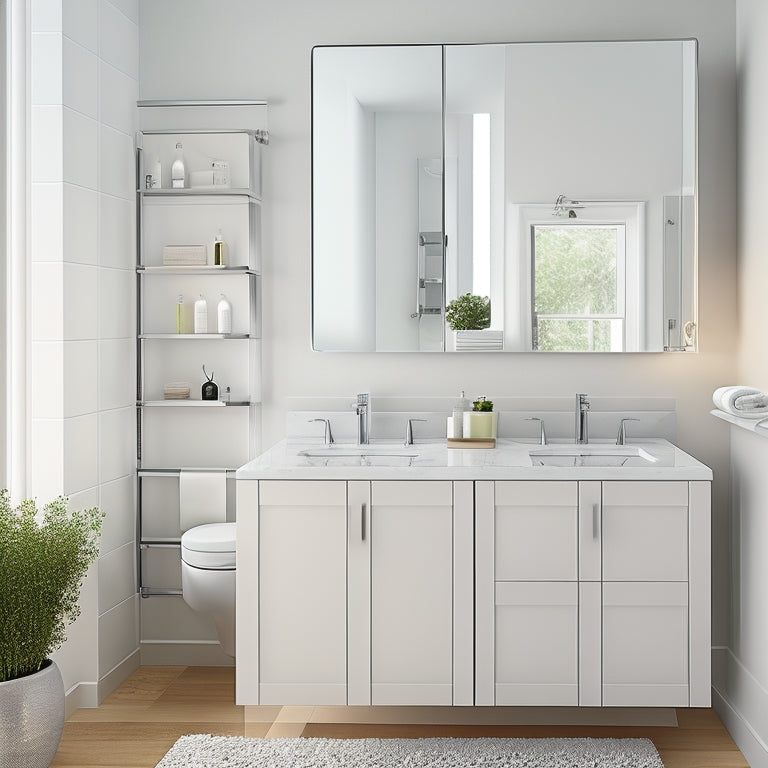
[452,390,471,438]
[213,229,227,266]
[221,386,231,404]
[201,365,218,401]
[194,295,208,334]
[176,294,184,334]
[151,156,162,188]
[171,142,186,188]
[217,293,232,334]
[212,159,230,187]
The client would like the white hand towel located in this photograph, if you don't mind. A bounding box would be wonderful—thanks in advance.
[179,470,227,532]
[712,386,767,418]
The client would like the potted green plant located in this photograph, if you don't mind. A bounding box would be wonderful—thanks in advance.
[0,491,102,768]
[445,293,491,331]
[463,396,498,439]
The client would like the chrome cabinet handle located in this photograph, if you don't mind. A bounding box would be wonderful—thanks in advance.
[592,503,600,540]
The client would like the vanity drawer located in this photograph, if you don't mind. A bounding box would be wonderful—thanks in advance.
[494,481,578,581]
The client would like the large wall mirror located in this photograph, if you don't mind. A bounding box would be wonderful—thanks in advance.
[312,40,697,353]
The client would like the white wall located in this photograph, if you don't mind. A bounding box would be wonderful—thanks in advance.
[139,0,736,656]
[29,0,139,708]
[717,1,768,765]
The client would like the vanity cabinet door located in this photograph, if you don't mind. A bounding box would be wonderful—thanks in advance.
[256,480,348,705]
[495,581,578,705]
[368,481,455,705]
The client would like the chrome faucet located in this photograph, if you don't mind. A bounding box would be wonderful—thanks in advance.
[404,418,426,446]
[356,393,370,445]
[575,393,590,444]
[308,418,334,446]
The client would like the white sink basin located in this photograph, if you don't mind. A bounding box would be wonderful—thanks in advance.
[298,448,418,467]
[529,445,659,467]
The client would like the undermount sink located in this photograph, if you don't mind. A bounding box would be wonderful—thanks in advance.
[298,448,418,467]
[529,445,659,467]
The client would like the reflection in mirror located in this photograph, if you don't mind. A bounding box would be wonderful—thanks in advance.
[312,40,697,353]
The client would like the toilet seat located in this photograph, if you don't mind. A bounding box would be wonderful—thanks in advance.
[181,522,236,570]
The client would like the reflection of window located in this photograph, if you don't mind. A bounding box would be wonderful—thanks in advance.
[532,224,625,351]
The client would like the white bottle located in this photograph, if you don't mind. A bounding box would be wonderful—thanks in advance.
[171,142,185,188]
[217,293,232,335]
[152,156,162,188]
[194,294,208,334]
[452,390,471,439]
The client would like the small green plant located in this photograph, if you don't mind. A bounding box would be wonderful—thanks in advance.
[0,491,103,682]
[445,293,491,331]
[473,396,494,412]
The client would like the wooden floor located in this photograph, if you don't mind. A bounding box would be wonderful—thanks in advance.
[52,666,750,768]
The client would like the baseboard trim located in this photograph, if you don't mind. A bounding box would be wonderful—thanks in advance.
[713,684,768,768]
[64,681,98,719]
[98,649,141,703]
[140,640,235,667]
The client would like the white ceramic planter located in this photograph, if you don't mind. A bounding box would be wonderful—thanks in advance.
[463,411,498,438]
[0,660,65,768]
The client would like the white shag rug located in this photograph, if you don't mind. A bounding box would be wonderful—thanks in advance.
[155,735,665,767]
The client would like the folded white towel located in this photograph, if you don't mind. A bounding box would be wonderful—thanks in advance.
[713,386,768,418]
[734,393,768,411]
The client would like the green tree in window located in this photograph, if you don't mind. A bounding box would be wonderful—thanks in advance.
[534,226,619,352]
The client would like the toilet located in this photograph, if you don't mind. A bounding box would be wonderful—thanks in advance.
[180,522,236,658]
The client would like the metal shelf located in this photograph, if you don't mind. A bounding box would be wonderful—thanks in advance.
[137,265,259,276]
[140,187,261,202]
[138,467,239,477]
[137,399,255,407]
[139,333,252,340]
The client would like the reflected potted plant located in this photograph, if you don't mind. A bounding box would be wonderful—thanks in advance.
[0,491,103,768]
[445,293,491,332]
[463,396,498,439]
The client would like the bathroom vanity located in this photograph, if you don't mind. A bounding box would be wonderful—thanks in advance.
[235,438,711,709]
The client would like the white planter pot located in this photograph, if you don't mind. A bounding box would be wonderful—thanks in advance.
[0,660,65,768]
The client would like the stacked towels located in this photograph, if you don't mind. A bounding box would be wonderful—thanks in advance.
[713,386,768,418]
[164,382,191,400]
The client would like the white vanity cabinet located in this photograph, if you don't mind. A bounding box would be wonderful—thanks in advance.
[236,479,474,706]
[476,479,711,708]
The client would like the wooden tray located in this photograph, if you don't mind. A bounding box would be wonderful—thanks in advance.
[446,437,496,449]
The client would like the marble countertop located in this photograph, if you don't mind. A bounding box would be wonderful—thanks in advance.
[236,438,712,481]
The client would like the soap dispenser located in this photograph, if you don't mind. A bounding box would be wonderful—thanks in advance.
[171,141,186,188]
[452,390,471,439]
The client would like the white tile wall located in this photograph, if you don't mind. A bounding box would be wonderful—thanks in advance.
[63,414,99,494]
[64,184,99,265]
[63,340,99,417]
[98,407,135,484]
[63,108,98,189]
[30,0,139,699]
[31,341,64,419]
[98,595,140,677]
[63,263,99,340]
[99,0,139,78]
[100,61,138,135]
[99,338,135,410]
[63,38,99,119]
[98,541,136,614]
[98,267,134,339]
[99,475,135,555]
[31,34,63,105]
[31,183,64,261]
[31,106,63,182]
[30,262,64,340]
[63,0,99,54]
[32,0,63,34]
[99,126,134,199]
[99,194,134,269]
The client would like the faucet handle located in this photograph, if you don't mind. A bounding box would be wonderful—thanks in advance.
[525,416,548,445]
[309,418,334,445]
[616,418,639,446]
[405,418,427,446]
